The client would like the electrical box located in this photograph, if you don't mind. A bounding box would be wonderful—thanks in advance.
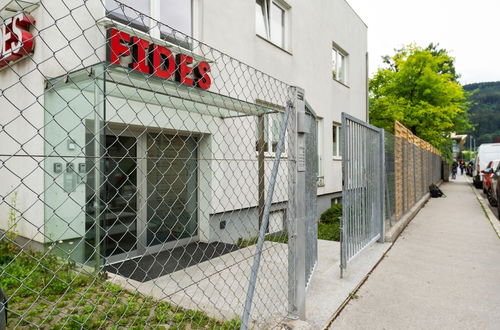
[53,163,62,173]
[78,163,86,173]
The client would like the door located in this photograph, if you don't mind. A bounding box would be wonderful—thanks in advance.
[102,134,139,261]
[101,129,198,264]
[144,132,198,254]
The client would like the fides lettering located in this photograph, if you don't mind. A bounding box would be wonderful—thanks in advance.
[108,29,211,90]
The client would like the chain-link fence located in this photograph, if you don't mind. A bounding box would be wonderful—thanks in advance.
[385,131,442,228]
[0,1,317,328]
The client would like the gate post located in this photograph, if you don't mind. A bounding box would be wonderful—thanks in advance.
[288,86,307,320]
[378,128,385,242]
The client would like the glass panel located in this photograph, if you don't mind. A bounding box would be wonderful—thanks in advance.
[270,2,284,46]
[332,49,338,80]
[317,120,323,176]
[338,53,346,83]
[332,125,338,156]
[338,126,342,156]
[102,135,138,257]
[271,113,281,152]
[256,0,267,37]
[44,68,107,266]
[160,0,192,36]
[106,0,150,28]
[146,133,197,246]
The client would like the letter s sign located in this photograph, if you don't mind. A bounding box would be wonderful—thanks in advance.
[0,12,35,68]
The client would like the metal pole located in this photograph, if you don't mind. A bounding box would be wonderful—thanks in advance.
[379,129,385,242]
[241,91,295,329]
[288,86,307,320]
[258,115,265,228]
[340,113,348,276]
[93,67,104,273]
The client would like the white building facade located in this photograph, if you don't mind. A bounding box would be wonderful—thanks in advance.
[0,0,367,266]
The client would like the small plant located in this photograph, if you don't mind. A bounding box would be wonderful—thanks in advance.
[6,191,19,253]
[237,233,288,247]
[318,204,342,241]
[320,203,342,223]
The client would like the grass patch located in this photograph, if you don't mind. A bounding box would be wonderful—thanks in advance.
[0,239,241,329]
[237,233,289,248]
[318,221,341,241]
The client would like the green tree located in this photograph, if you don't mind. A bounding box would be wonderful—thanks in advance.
[370,44,471,156]
[463,81,500,144]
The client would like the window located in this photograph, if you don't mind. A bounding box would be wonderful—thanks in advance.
[159,0,192,48]
[106,0,151,29]
[106,0,193,46]
[317,119,324,186]
[332,123,342,158]
[256,0,288,49]
[332,46,347,84]
[331,197,342,206]
[255,113,285,154]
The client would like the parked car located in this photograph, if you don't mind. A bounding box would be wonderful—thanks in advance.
[473,143,500,189]
[482,159,500,194]
[490,162,500,209]
[466,160,475,176]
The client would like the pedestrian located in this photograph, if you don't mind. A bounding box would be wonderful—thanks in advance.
[460,160,465,175]
[451,159,458,179]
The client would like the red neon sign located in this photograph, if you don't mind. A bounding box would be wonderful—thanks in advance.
[0,12,36,68]
[108,29,211,90]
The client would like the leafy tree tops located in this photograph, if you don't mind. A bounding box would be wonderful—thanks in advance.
[369,44,470,155]
[463,81,500,145]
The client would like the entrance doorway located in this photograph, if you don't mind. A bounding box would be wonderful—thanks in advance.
[89,128,198,264]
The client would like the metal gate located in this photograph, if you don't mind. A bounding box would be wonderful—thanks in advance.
[340,113,385,273]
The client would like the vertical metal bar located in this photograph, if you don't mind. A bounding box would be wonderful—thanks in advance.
[402,141,405,214]
[356,123,361,253]
[413,145,417,204]
[258,115,265,228]
[342,120,346,269]
[241,98,293,329]
[379,129,385,242]
[93,67,104,273]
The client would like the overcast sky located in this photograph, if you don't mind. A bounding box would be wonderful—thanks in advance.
[346,0,500,85]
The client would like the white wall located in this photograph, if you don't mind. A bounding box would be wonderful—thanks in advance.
[0,0,366,243]
[200,0,368,199]
[0,0,107,242]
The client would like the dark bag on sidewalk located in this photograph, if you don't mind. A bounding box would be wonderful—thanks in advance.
[429,184,445,198]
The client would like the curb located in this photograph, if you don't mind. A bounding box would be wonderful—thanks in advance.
[384,193,430,242]
[384,180,442,242]
[468,178,500,239]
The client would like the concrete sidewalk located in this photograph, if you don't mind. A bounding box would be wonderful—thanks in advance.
[330,175,500,330]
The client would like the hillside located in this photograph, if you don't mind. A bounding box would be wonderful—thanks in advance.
[463,81,500,144]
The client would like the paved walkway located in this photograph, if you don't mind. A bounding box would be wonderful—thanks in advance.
[331,175,500,330]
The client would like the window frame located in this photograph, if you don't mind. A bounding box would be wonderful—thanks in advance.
[255,0,290,50]
[105,0,194,48]
[255,112,287,158]
[105,0,152,32]
[316,118,324,186]
[332,122,342,160]
[331,197,342,206]
[332,44,348,85]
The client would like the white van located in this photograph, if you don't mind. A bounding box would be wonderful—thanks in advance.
[473,143,500,188]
